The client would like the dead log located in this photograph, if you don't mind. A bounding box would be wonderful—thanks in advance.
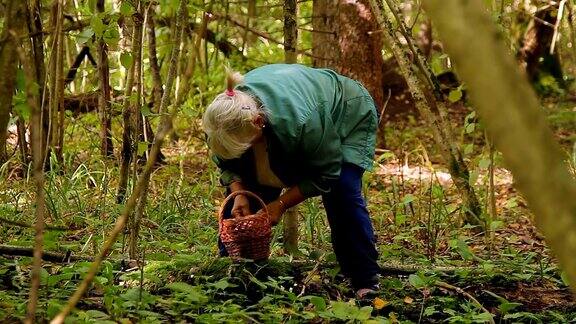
[0,245,93,263]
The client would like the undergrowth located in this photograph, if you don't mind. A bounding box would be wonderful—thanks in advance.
[0,99,575,323]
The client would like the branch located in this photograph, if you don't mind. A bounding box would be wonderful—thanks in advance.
[435,281,495,324]
[155,16,243,58]
[0,216,68,231]
[0,245,93,262]
[213,13,333,61]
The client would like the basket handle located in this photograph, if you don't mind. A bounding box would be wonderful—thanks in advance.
[218,190,270,221]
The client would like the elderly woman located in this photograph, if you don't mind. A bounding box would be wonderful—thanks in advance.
[202,64,380,298]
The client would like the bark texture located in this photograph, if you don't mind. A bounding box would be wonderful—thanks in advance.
[0,0,27,164]
[312,0,385,109]
[283,0,300,255]
[425,0,576,291]
[117,5,144,204]
[97,0,114,157]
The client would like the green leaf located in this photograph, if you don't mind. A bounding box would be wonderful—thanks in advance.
[490,220,504,230]
[85,310,110,319]
[330,301,352,320]
[452,238,475,261]
[212,278,231,290]
[499,302,522,314]
[303,296,326,311]
[120,52,133,69]
[103,27,120,47]
[76,28,95,44]
[408,274,425,288]
[137,142,148,156]
[40,268,49,284]
[463,143,474,155]
[13,103,31,121]
[465,122,476,134]
[478,157,491,169]
[90,15,107,37]
[120,2,134,15]
[402,194,415,205]
[448,88,462,103]
[357,306,372,320]
[424,305,437,316]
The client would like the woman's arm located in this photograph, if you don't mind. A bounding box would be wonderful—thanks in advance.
[264,186,306,225]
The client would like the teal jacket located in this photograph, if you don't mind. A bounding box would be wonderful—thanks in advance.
[214,64,378,197]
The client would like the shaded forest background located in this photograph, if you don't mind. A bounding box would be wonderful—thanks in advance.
[0,0,575,322]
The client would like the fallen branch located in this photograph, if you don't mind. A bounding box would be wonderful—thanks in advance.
[0,245,93,263]
[435,280,495,324]
[0,216,68,231]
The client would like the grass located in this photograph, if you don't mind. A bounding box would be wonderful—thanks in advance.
[0,100,575,323]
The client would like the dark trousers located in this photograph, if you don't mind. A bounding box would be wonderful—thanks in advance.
[218,163,380,289]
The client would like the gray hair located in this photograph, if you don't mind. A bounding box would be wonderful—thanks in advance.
[202,70,264,159]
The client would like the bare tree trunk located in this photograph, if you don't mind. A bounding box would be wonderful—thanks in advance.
[282,0,300,255]
[312,0,339,67]
[17,119,29,164]
[96,0,114,157]
[147,7,162,113]
[16,21,46,324]
[54,1,66,163]
[370,0,483,226]
[0,0,27,165]
[52,3,189,322]
[46,0,65,165]
[129,1,146,259]
[312,0,385,109]
[425,0,576,292]
[117,2,144,203]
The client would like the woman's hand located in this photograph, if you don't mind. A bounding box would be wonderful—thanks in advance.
[232,195,250,217]
[261,200,287,225]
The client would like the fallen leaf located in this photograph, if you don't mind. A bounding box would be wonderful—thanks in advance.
[404,296,414,304]
[373,297,389,310]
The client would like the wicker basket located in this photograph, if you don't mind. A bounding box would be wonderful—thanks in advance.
[219,191,271,261]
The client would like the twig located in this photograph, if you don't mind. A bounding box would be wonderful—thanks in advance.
[213,13,333,61]
[435,280,495,324]
[378,88,392,126]
[0,245,93,262]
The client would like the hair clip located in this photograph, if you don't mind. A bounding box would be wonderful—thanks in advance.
[241,106,251,110]
[225,89,235,97]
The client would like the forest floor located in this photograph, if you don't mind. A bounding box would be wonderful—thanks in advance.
[0,97,575,323]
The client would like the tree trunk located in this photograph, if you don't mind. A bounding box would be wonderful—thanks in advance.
[96,0,114,158]
[16,18,46,324]
[369,0,483,226]
[283,0,300,255]
[26,0,48,163]
[425,0,576,293]
[0,0,27,165]
[46,0,65,165]
[147,7,163,113]
[117,2,144,204]
[312,0,385,109]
